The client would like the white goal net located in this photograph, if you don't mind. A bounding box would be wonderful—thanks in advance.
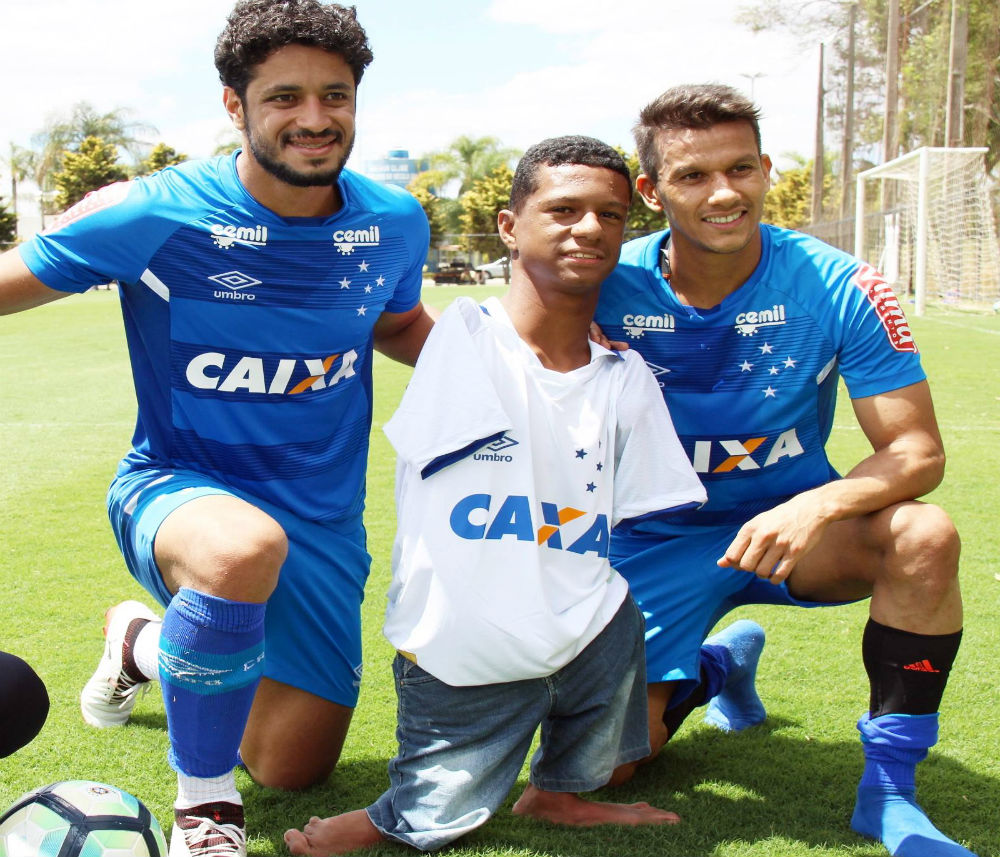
[855,147,1000,314]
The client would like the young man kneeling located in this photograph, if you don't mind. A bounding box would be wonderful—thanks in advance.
[286,136,706,855]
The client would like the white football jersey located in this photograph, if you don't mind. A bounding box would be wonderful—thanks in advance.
[383,296,705,685]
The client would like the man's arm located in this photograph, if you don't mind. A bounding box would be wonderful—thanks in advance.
[719,380,946,582]
[372,303,438,367]
[0,248,66,315]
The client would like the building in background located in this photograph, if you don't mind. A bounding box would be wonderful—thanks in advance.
[362,149,428,189]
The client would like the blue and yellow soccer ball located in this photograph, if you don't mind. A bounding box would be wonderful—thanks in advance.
[0,780,167,857]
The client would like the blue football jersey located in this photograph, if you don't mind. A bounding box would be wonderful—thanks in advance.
[594,224,925,530]
[21,153,429,521]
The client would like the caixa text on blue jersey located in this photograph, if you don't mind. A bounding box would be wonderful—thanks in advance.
[184,349,358,395]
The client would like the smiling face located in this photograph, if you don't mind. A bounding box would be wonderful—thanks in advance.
[224,43,357,192]
[637,120,771,262]
[499,163,631,295]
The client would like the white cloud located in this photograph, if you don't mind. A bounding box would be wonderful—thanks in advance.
[358,2,818,170]
[2,0,821,174]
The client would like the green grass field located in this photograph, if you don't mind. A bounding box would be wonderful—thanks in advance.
[1,286,998,857]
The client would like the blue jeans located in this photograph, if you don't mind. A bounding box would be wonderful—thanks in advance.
[366,596,649,851]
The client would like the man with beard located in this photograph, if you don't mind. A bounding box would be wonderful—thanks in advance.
[0,2,432,854]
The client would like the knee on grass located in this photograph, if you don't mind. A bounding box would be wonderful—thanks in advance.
[242,750,336,791]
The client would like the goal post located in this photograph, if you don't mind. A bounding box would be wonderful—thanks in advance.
[855,147,1000,315]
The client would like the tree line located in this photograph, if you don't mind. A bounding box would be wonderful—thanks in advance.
[0,112,822,251]
[740,0,999,222]
[9,0,998,250]
[0,103,217,244]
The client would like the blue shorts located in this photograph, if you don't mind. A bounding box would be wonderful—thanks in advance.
[611,525,851,698]
[366,596,649,851]
[107,467,370,707]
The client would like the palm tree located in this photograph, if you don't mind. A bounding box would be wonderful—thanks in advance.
[426,135,520,197]
[2,143,36,235]
[31,102,157,201]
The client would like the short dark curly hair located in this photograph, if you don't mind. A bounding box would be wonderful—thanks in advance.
[214,0,374,98]
[509,135,632,213]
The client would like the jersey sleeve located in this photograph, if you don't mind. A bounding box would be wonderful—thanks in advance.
[18,179,177,293]
[384,298,510,477]
[612,351,707,526]
[820,258,926,399]
[382,190,430,315]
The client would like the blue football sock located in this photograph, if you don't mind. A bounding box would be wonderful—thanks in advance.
[702,619,766,732]
[851,713,976,856]
[159,587,266,778]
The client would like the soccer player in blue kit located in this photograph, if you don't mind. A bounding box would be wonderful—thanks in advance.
[594,84,972,857]
[0,2,433,855]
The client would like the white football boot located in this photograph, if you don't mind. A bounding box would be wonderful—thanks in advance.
[80,600,158,727]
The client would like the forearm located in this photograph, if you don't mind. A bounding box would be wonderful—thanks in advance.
[721,383,946,578]
[796,439,945,527]
[0,249,65,315]
[373,304,437,367]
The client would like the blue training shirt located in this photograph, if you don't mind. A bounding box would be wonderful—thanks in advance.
[594,224,926,531]
[20,152,429,522]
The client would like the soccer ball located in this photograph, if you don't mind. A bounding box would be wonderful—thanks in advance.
[0,780,167,857]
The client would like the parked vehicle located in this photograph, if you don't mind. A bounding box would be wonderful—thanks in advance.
[474,256,510,281]
[432,259,477,284]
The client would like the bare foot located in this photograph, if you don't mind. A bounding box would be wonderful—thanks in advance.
[511,784,680,827]
[284,810,385,856]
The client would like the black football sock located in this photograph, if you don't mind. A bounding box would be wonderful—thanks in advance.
[862,618,962,717]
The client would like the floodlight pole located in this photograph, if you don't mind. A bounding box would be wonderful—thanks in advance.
[882,0,900,164]
[945,0,968,147]
[854,170,866,260]
[811,44,826,225]
[740,72,764,100]
[839,3,857,221]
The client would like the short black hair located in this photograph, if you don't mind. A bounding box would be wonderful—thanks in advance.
[509,135,632,213]
[215,0,373,99]
[634,84,762,182]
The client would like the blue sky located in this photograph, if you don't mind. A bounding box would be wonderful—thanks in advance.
[2,0,830,177]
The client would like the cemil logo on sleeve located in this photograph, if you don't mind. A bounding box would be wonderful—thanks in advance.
[853,264,917,353]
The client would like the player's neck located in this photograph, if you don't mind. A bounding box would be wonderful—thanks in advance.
[666,238,762,310]
[235,152,342,218]
[500,281,596,373]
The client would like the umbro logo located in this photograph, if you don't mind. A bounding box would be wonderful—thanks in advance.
[486,434,519,452]
[474,434,518,463]
[208,271,260,301]
[645,361,671,387]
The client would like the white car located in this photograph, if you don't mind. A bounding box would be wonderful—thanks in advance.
[474,256,510,281]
